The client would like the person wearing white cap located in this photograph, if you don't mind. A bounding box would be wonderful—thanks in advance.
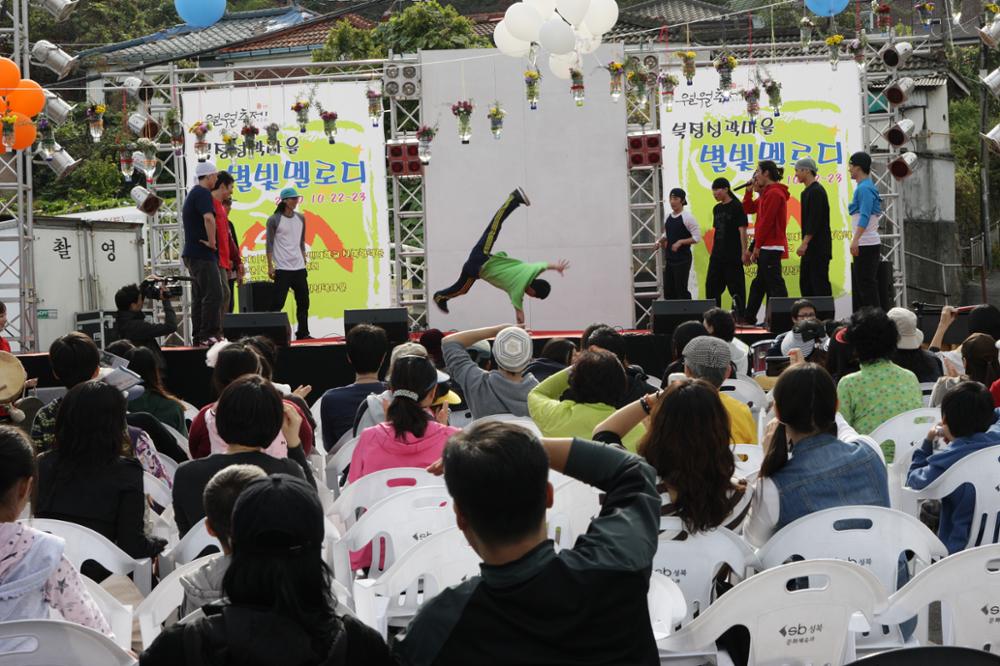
[442,324,538,419]
[182,161,226,346]
[887,307,943,383]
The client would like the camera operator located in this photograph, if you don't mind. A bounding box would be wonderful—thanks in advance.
[114,280,177,358]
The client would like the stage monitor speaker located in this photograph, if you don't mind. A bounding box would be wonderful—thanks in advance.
[766,296,835,334]
[223,312,291,347]
[917,308,970,346]
[651,299,714,337]
[344,307,409,345]
[237,281,276,313]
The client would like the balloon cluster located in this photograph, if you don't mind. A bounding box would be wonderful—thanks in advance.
[0,57,45,152]
[175,0,225,29]
[495,0,619,80]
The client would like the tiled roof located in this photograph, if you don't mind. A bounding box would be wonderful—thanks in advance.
[78,7,316,67]
[619,0,727,26]
[218,12,376,55]
[467,12,504,37]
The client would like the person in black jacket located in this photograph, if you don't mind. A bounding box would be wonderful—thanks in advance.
[113,282,177,357]
[705,177,749,320]
[795,157,832,297]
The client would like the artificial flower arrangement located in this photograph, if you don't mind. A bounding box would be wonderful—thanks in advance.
[608,61,625,101]
[677,50,697,85]
[241,121,259,156]
[452,100,474,143]
[487,102,505,139]
[319,110,338,144]
[291,100,310,132]
[524,69,541,109]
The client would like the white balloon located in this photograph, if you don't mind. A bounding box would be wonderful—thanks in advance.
[577,26,602,53]
[582,0,618,36]
[526,0,557,21]
[549,52,578,79]
[555,0,590,27]
[494,20,532,57]
[538,17,576,55]
[504,2,544,43]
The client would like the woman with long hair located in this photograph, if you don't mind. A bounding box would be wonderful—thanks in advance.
[662,320,709,380]
[126,346,188,435]
[139,474,394,665]
[525,337,577,382]
[961,333,1000,388]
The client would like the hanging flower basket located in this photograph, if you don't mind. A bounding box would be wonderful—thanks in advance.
[714,55,737,100]
[416,125,436,164]
[291,100,309,133]
[916,1,935,27]
[320,110,338,144]
[988,2,1000,19]
[742,86,761,117]
[487,102,505,140]
[118,144,135,180]
[626,66,649,107]
[189,120,212,162]
[825,34,844,70]
[763,78,782,116]
[85,103,105,143]
[570,69,585,107]
[452,100,473,143]
[37,117,55,161]
[608,62,625,102]
[221,131,239,159]
[677,51,697,85]
[851,31,869,70]
[524,69,541,110]
[241,122,259,156]
[136,137,158,184]
[265,122,280,154]
[366,89,382,127]
[875,3,892,32]
[800,17,815,48]
[659,72,679,112]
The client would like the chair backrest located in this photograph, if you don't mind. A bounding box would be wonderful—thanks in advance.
[134,553,221,648]
[79,577,133,651]
[143,472,172,510]
[547,477,601,548]
[846,645,1000,665]
[160,424,190,459]
[647,572,687,638]
[465,414,543,438]
[879,544,1000,652]
[328,467,442,530]
[333,486,454,590]
[310,398,324,453]
[750,340,775,374]
[659,559,886,665]
[0,619,136,665]
[653,518,761,625]
[919,382,936,408]
[720,377,767,414]
[869,407,941,517]
[21,518,152,595]
[159,517,221,577]
[325,436,360,491]
[910,445,1000,551]
[155,453,179,483]
[732,443,763,479]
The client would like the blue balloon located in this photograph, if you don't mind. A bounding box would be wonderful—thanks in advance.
[175,0,225,28]
[804,0,849,17]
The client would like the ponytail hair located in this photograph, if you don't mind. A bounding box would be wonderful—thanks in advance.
[758,160,784,183]
[386,355,438,439]
[760,363,838,478]
[273,201,286,216]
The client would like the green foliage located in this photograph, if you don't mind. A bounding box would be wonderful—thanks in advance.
[312,19,385,62]
[374,1,490,54]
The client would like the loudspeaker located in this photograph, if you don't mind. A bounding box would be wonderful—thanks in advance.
[651,299,714,336]
[386,141,423,178]
[627,132,662,169]
[223,312,291,347]
[765,296,835,334]
[344,307,409,345]
[237,281,276,313]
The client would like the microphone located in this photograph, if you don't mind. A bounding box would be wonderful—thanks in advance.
[733,178,755,192]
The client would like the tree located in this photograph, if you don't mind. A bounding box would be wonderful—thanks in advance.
[312,19,385,62]
[374,0,490,54]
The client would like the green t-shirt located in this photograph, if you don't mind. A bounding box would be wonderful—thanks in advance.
[479,252,548,310]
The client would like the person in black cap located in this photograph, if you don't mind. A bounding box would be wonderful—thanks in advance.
[656,187,701,299]
[704,177,748,319]
[140,474,396,665]
[848,150,882,308]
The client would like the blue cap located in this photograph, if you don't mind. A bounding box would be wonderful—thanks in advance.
[279,187,299,200]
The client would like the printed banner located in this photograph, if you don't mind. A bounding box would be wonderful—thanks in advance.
[181,82,390,336]
[661,61,863,318]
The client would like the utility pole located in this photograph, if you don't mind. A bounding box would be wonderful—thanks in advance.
[981,21,993,279]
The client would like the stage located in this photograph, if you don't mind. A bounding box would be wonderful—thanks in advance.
[17,326,773,409]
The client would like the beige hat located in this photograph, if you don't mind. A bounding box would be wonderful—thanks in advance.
[887,307,923,350]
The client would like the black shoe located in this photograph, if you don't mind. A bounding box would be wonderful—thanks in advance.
[513,187,531,207]
[297,334,314,341]
[433,295,450,313]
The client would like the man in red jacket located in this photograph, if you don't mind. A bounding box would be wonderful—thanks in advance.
[742,160,790,325]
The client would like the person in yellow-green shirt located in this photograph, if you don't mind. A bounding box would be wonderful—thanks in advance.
[681,335,758,444]
[432,188,569,325]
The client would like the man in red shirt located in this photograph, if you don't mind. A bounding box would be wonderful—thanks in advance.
[211,171,235,313]
[742,160,790,325]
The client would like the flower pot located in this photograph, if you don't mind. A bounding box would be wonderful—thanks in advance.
[324,121,337,144]
[296,108,309,133]
[663,89,675,112]
[490,117,503,140]
[829,45,840,70]
[194,136,210,163]
[119,149,134,179]
[610,73,623,102]
[457,115,472,144]
[526,82,540,110]
[88,117,103,142]
[368,97,381,127]
[40,138,55,161]
[418,137,432,164]
[243,135,256,157]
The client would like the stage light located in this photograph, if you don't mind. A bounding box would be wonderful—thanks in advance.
[44,143,81,179]
[981,123,1000,154]
[884,77,915,107]
[888,151,918,180]
[131,186,163,215]
[31,40,77,79]
[122,76,154,105]
[879,41,912,69]
[42,89,75,124]
[884,118,915,147]
[982,67,1000,99]
[31,0,79,21]
[981,16,1000,49]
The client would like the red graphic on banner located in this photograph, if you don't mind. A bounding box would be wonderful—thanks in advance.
[239,211,355,273]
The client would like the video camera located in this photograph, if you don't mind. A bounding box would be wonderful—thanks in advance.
[139,275,190,301]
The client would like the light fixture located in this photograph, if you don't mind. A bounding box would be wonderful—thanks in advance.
[31,40,77,79]
[981,123,1000,154]
[884,118,915,147]
[31,0,79,21]
[879,41,913,69]
[983,67,1000,99]
[46,143,81,179]
[981,16,1000,49]
[42,89,75,124]
[888,152,918,180]
[884,77,915,107]
[131,186,163,215]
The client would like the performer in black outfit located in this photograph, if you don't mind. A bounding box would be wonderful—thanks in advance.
[656,188,701,300]
[795,157,832,297]
[704,177,749,319]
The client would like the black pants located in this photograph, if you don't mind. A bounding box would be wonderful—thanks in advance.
[853,244,881,308]
[273,269,310,337]
[746,249,788,323]
[227,278,237,313]
[799,253,832,297]
[184,256,226,343]
[663,257,692,300]
[705,257,746,318]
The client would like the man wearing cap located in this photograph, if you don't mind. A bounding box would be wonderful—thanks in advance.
[442,324,538,419]
[266,187,311,340]
[682,336,757,444]
[656,187,701,299]
[705,178,748,319]
[795,157,832,297]
[848,151,882,308]
[182,161,226,346]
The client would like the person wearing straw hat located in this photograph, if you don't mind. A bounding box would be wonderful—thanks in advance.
[266,187,311,340]
[887,307,943,383]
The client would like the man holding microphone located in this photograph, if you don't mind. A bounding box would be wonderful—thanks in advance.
[741,160,790,325]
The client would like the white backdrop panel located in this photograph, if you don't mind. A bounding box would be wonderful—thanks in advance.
[422,47,634,331]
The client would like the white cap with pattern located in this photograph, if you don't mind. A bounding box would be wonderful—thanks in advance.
[493,327,532,373]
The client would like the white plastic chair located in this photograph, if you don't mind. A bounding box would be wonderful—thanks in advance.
[79,577,133,651]
[919,382,936,408]
[464,413,543,438]
[134,553,221,648]
[647,572,687,639]
[547,477,601,548]
[353,526,480,638]
[310,398,324,451]
[160,424,190,459]
[327,467,443,532]
[155,452,179,483]
[331,486,454,591]
[879,544,1000,652]
[325,436,360,493]
[658,559,887,665]
[143,472,172,511]
[0,619,136,665]
[23,518,153,596]
[732,443,763,480]
[756,506,948,649]
[720,377,768,416]
[158,517,221,576]
[906,445,1000,551]
[869,407,941,517]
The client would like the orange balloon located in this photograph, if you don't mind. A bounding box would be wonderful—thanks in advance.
[6,80,44,117]
[11,112,35,151]
[0,58,20,96]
